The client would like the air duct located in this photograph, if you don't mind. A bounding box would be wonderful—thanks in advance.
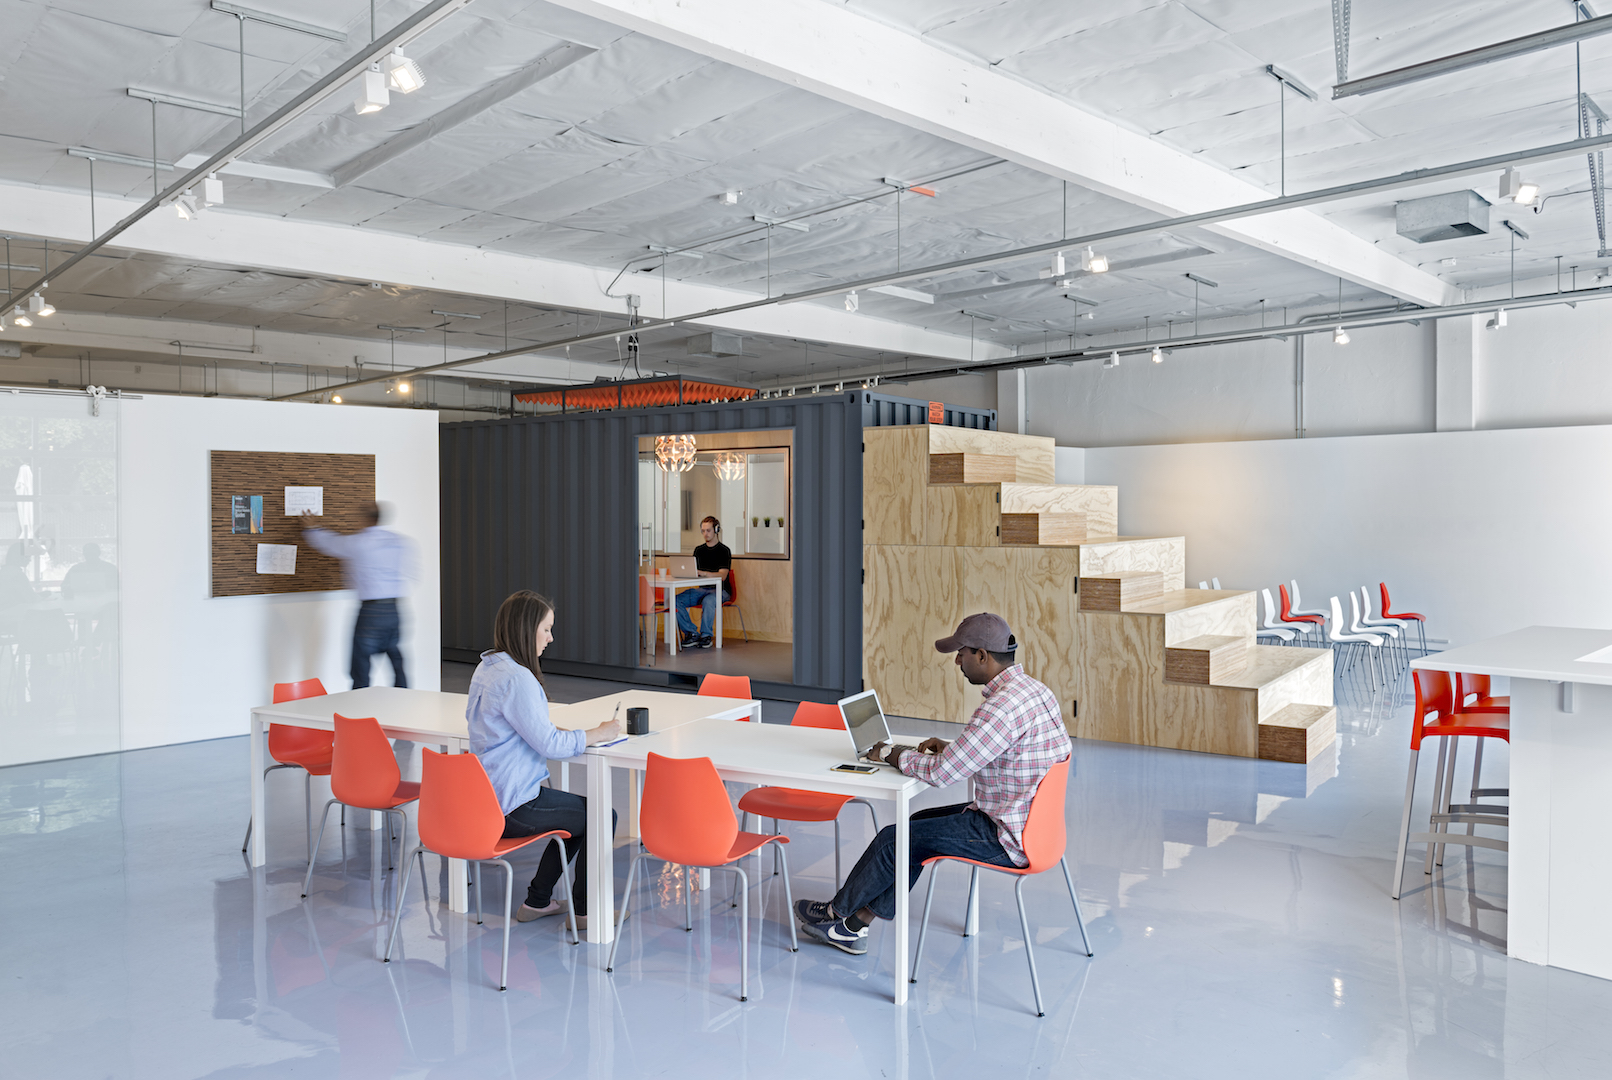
[1395,191,1490,243]
[685,331,744,357]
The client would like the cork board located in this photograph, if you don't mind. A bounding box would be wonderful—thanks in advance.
[210,451,376,597]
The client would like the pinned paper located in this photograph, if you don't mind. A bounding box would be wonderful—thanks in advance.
[284,486,324,516]
[256,544,297,574]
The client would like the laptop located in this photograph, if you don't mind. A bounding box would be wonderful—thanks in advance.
[667,554,699,578]
[837,689,919,767]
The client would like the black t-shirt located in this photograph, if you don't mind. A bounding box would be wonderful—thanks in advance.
[694,541,732,575]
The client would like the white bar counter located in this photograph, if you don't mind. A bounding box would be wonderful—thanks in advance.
[1413,626,1612,979]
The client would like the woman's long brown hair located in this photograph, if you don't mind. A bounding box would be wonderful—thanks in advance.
[492,590,553,686]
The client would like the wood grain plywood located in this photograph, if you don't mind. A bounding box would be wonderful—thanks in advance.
[1217,646,1334,721]
[1072,611,1261,756]
[1258,703,1336,763]
[926,484,1000,547]
[863,427,927,546]
[927,426,1055,483]
[1078,536,1186,591]
[210,451,374,597]
[929,453,1017,485]
[999,484,1117,537]
[1001,513,1086,545]
[1002,547,1081,722]
[1156,591,1256,647]
[1079,572,1164,612]
[1164,635,1248,684]
[725,557,791,642]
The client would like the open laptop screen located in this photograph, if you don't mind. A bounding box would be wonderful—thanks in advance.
[837,690,891,756]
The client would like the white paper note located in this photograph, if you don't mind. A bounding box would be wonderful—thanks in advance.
[256,543,297,575]
[284,486,324,516]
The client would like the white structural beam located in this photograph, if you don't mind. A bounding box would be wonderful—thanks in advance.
[547,0,1460,308]
[0,184,1013,367]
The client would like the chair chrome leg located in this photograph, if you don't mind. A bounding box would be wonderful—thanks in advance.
[384,846,424,963]
[1435,735,1459,868]
[962,866,979,937]
[556,837,579,945]
[495,858,513,990]
[684,865,693,931]
[1060,858,1092,956]
[1468,741,1485,839]
[606,853,645,973]
[301,799,342,898]
[772,820,782,876]
[735,865,750,1001]
[1392,750,1421,899]
[1015,876,1045,1017]
[775,842,798,951]
[1423,737,1449,876]
[304,771,314,863]
[911,864,940,983]
[472,860,483,925]
[833,818,842,888]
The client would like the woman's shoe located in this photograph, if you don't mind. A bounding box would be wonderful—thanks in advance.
[515,898,566,923]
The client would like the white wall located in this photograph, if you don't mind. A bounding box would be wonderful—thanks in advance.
[1084,424,1612,649]
[120,396,440,751]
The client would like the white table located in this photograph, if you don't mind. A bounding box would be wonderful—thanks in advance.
[1412,626,1612,980]
[653,576,723,654]
[248,687,475,914]
[582,716,925,1004]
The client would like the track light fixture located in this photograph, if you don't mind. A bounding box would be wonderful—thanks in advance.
[1049,251,1066,278]
[719,190,740,205]
[175,191,198,219]
[384,47,426,93]
[30,294,53,317]
[1333,325,1350,345]
[844,290,858,312]
[201,174,223,209]
[397,380,411,393]
[1152,346,1164,363]
[13,312,31,327]
[355,65,389,115]
[331,394,342,403]
[1080,246,1109,273]
[1103,350,1119,369]
[1487,308,1508,330]
[1500,167,1539,206]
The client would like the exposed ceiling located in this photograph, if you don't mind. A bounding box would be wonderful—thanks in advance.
[3,0,1611,388]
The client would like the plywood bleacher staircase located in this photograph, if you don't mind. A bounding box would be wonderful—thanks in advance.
[862,425,1335,763]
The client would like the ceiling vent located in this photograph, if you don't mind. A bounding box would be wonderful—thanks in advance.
[685,331,743,357]
[1395,191,1490,243]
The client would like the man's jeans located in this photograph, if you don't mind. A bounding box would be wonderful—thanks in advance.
[351,598,406,689]
[674,584,730,637]
[832,804,1016,922]
[502,786,618,912]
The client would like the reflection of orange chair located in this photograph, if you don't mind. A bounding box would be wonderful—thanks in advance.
[606,752,796,1001]
[242,678,332,859]
[385,750,576,991]
[737,702,879,884]
[638,575,666,660]
[721,563,749,642]
[910,758,1091,1017]
[699,673,752,700]
[302,714,421,899]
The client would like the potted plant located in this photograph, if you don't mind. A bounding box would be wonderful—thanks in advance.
[763,517,771,527]
[777,516,784,528]
[752,516,759,527]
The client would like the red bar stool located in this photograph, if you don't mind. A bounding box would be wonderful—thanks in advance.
[1391,669,1509,899]
[1456,672,1509,713]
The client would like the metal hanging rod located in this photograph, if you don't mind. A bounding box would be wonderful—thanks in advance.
[1334,12,1612,98]
[210,2,347,41]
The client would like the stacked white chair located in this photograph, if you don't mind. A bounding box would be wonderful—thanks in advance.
[1288,580,1329,621]
[1258,589,1297,645]
[1329,594,1387,689]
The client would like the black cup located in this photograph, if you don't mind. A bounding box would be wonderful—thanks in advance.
[626,707,649,736]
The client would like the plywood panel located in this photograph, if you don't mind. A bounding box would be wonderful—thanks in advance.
[1153,591,1255,646]
[999,484,1117,536]
[725,557,791,642]
[1002,547,1081,722]
[1079,536,1187,592]
[1219,645,1334,721]
[210,451,374,597]
[1258,704,1337,763]
[929,453,1017,484]
[926,485,1000,547]
[1001,513,1086,545]
[863,427,927,546]
[927,426,1056,483]
[1164,635,1248,684]
[1078,572,1164,612]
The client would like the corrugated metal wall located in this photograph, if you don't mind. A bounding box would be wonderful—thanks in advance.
[860,391,997,430]
[440,393,864,698]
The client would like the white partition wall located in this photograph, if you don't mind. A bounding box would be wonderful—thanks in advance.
[119,396,439,755]
[1084,424,1612,649]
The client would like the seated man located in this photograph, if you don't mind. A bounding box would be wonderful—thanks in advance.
[674,515,731,649]
[795,613,1071,954]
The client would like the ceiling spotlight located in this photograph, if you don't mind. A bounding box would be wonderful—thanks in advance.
[1049,251,1066,278]
[200,174,223,208]
[1151,346,1164,364]
[13,312,31,327]
[1500,167,1539,206]
[1333,325,1350,345]
[30,294,54,317]
[1486,308,1508,330]
[719,190,740,205]
[174,191,198,220]
[0,315,7,331]
[385,47,426,93]
[355,65,389,115]
[844,290,859,312]
[1102,350,1119,369]
[1080,246,1109,273]
[331,394,342,404]
[397,381,411,393]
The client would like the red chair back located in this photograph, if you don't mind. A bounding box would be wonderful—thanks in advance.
[639,575,657,616]
[700,673,752,699]
[267,679,331,763]
[1457,671,1493,704]
[417,750,506,861]
[1410,670,1454,749]
[1278,584,1322,624]
[640,752,738,866]
[331,713,403,808]
[1019,758,1071,874]
[791,701,845,730]
[723,563,738,604]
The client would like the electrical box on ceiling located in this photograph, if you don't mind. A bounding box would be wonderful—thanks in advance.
[0,343,19,358]
[1395,191,1490,243]
[685,332,743,357]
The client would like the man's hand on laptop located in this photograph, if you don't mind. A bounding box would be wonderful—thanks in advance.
[918,737,948,755]
[866,741,900,765]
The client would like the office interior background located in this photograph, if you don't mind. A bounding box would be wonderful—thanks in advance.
[4,1,1612,1077]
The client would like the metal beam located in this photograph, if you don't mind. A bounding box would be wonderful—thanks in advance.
[1334,13,1612,98]
[1,0,477,321]
[126,87,241,119]
[210,1,347,41]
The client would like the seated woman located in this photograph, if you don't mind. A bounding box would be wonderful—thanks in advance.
[467,590,622,928]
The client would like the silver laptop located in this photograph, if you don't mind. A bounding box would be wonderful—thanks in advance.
[667,554,698,578]
[837,689,918,767]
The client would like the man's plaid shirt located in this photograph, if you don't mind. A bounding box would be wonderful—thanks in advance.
[893,663,1070,866]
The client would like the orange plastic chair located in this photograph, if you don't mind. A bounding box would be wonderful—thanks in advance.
[606,752,796,1001]
[638,575,667,660]
[909,758,1091,1017]
[1455,672,1510,714]
[736,702,880,884]
[1391,670,1509,900]
[385,750,576,990]
[721,563,749,642]
[242,678,332,858]
[301,713,422,899]
[699,673,752,700]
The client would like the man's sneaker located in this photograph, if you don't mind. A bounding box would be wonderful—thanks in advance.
[794,899,834,925]
[697,635,714,649]
[798,913,868,955]
[678,632,700,650]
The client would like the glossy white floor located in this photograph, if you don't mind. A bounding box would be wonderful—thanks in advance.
[3,664,1610,1079]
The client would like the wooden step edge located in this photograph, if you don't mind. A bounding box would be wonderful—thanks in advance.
[1163,634,1249,685]
[1257,704,1337,764]
[1077,570,1165,612]
[928,452,1018,485]
[1001,512,1087,546]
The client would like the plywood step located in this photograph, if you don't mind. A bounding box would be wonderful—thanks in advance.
[999,484,1117,536]
[1076,535,1186,592]
[1115,588,1257,645]
[1258,703,1337,763]
[1164,634,1249,684]
[1215,645,1335,723]
[928,453,1017,485]
[1001,512,1087,545]
[1079,571,1165,612]
[927,426,1055,484]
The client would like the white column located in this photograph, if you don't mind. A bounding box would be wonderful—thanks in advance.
[1435,314,1481,431]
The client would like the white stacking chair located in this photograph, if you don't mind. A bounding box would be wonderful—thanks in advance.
[1198,581,1210,590]
[1350,588,1404,671]
[1212,577,1222,589]
[1289,580,1329,620]
[1259,589,1298,645]
[1358,585,1411,664]
[1329,594,1386,689]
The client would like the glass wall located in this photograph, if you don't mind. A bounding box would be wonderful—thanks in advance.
[0,394,119,765]
[638,439,791,562]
